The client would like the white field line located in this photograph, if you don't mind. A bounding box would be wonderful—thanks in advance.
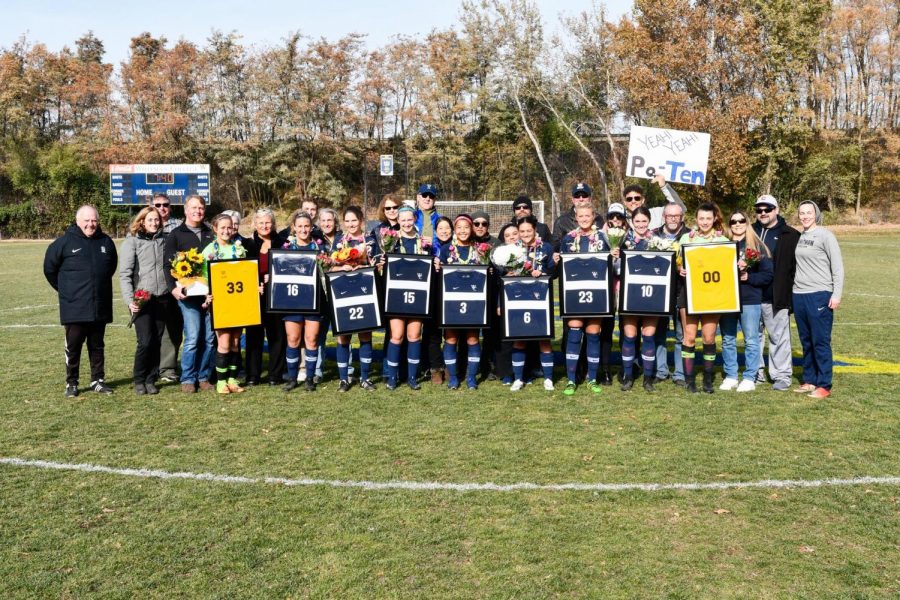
[0,304,55,313]
[2,457,898,494]
[847,292,900,299]
[0,324,126,329]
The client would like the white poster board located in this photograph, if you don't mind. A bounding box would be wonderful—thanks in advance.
[626,126,711,186]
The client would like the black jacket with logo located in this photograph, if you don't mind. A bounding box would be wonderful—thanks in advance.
[753,216,800,312]
[163,222,216,290]
[43,223,118,324]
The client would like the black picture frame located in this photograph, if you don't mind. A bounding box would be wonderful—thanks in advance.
[439,264,490,329]
[618,250,677,317]
[683,241,742,316]
[500,275,555,341]
[208,258,262,330]
[267,249,322,315]
[382,253,433,318]
[558,252,614,318]
[325,266,384,335]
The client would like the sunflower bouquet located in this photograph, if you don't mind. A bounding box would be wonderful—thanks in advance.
[170,248,207,296]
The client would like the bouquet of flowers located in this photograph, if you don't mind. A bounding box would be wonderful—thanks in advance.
[491,243,528,275]
[648,237,678,252]
[606,227,626,249]
[739,247,761,271]
[127,289,151,328]
[380,228,401,253]
[474,242,492,265]
[170,248,207,295]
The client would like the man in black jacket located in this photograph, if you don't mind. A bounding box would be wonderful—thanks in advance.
[164,195,217,393]
[753,195,800,391]
[43,205,118,397]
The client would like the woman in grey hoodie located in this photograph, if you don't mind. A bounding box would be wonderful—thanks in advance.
[119,207,170,394]
[792,200,844,399]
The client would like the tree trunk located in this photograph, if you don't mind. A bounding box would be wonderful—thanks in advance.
[513,88,557,223]
[855,128,863,224]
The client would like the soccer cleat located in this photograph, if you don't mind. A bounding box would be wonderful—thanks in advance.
[685,375,699,394]
[599,370,613,386]
[338,380,351,393]
[360,379,377,391]
[305,379,316,392]
[719,377,739,391]
[510,380,524,392]
[563,382,577,396]
[736,379,756,392]
[543,378,555,391]
[226,381,246,394]
[807,387,831,399]
[408,380,421,391]
[65,384,78,398]
[620,377,634,392]
[134,383,147,395]
[702,371,715,394]
[90,380,113,394]
[589,381,603,394]
[145,382,159,395]
[283,380,300,392]
[772,380,791,392]
[313,375,322,385]
[467,382,478,391]
[502,377,513,386]
[643,378,655,392]
[385,380,398,391]
[216,381,231,394]
[794,383,816,393]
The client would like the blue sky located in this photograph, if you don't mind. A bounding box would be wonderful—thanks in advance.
[2,0,632,65]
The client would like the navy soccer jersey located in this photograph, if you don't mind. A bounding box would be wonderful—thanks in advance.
[503,279,552,338]
[622,254,672,314]
[385,256,432,315]
[441,267,488,327]
[561,255,610,315]
[270,252,318,312]
[328,270,381,332]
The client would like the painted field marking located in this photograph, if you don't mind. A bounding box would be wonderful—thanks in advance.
[2,457,898,494]
[0,304,55,313]
[846,293,900,299]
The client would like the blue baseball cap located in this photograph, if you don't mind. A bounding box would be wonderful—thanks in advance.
[571,182,592,197]
[417,183,437,197]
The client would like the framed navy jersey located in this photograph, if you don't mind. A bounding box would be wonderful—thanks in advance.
[558,253,613,318]
[208,258,262,330]
[440,264,489,329]
[619,250,677,316]
[383,254,433,318]
[267,249,322,314]
[500,276,554,341]
[326,267,383,335]
[683,242,741,315]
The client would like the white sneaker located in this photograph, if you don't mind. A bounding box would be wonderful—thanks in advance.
[543,378,554,391]
[736,379,756,392]
[719,377,739,391]
[510,380,524,392]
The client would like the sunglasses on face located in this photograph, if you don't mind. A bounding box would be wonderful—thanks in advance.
[384,205,399,211]
[756,206,774,214]
[730,218,747,225]
[153,203,170,208]
[624,195,642,202]
[473,221,489,226]
[420,194,435,200]
[573,193,590,199]
[514,205,529,210]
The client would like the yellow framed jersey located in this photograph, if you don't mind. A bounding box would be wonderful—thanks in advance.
[683,242,741,315]
[208,258,262,329]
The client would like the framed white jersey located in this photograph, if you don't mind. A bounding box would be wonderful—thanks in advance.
[619,250,677,316]
[500,276,554,341]
[383,253,433,318]
[559,252,613,318]
[267,249,322,314]
[440,264,489,329]
[326,267,383,335]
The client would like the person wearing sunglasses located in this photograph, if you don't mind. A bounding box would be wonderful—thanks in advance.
[720,210,772,392]
[551,183,603,251]
[751,195,800,391]
[511,196,552,243]
[413,183,443,244]
[622,173,687,231]
[149,193,182,234]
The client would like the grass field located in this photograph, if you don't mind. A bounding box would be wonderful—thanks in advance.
[1,231,898,598]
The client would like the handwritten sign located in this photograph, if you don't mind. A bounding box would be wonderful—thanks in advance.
[626,126,710,186]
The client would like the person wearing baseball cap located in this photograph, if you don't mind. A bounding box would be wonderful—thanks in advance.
[752,194,800,391]
[413,183,442,242]
[511,196,551,242]
[551,182,603,251]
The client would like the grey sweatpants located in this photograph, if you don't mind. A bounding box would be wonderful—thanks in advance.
[759,303,793,384]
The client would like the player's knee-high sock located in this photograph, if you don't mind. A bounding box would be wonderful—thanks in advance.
[540,351,554,381]
[512,347,526,382]
[444,342,458,386]
[304,347,318,381]
[565,328,583,383]
[621,335,637,378]
[336,343,350,382]
[385,341,401,385]
[641,334,656,379]
[228,350,240,384]
[466,342,481,387]
[682,348,695,378]
[407,340,422,385]
[359,340,373,382]
[586,333,601,381]
[215,352,229,392]
[703,343,716,375]
[286,345,300,381]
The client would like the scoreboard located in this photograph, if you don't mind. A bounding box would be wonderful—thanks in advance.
[110,164,210,205]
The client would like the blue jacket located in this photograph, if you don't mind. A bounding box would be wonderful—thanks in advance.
[414,208,442,243]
